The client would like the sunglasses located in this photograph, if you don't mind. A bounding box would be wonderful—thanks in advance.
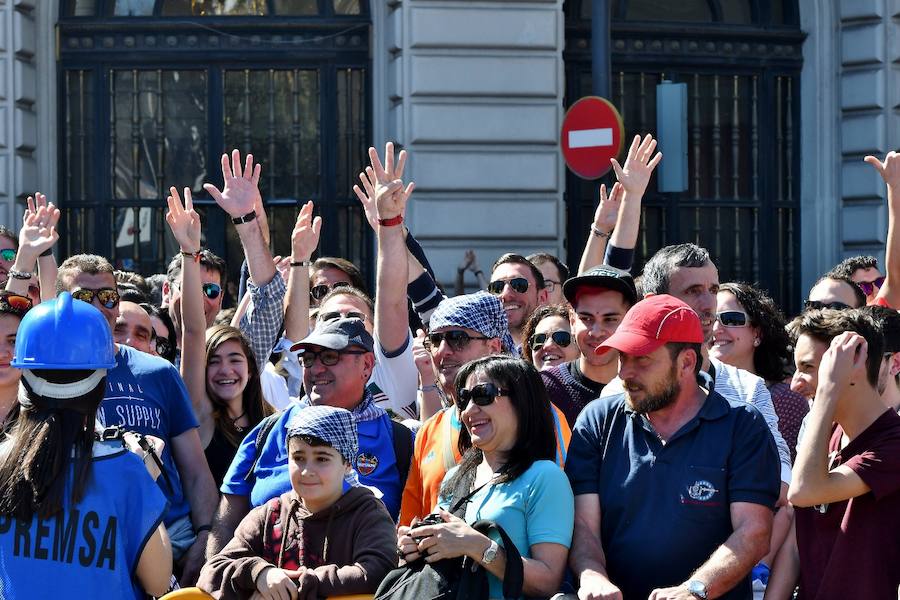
[715,311,750,328]
[804,300,850,311]
[202,282,222,300]
[72,287,120,310]
[857,277,885,297]
[319,310,367,323]
[456,382,511,411]
[0,292,32,316]
[487,277,529,295]
[298,348,368,368]
[530,330,572,350]
[310,281,351,302]
[0,249,15,262]
[425,330,491,352]
[154,335,173,358]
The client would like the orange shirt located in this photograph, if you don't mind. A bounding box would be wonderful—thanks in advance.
[399,404,572,526]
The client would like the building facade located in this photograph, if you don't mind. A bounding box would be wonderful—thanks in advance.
[0,0,894,312]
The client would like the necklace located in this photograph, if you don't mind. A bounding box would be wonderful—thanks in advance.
[230,410,248,433]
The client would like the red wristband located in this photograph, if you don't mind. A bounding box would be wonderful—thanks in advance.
[378,215,404,227]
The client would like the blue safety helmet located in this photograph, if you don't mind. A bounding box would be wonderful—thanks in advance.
[12,292,117,370]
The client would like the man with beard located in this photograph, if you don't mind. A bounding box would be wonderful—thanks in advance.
[566,294,780,600]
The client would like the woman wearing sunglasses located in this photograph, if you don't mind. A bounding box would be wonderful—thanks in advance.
[0,291,31,435]
[398,355,574,598]
[166,187,273,487]
[521,304,580,370]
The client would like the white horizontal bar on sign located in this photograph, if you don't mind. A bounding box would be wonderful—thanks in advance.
[568,128,613,149]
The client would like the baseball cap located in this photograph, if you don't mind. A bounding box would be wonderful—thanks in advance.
[290,317,374,353]
[563,265,638,306]
[596,294,703,356]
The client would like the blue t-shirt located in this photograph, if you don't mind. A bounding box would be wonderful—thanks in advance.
[0,446,168,599]
[220,403,407,519]
[565,391,780,600]
[438,460,574,599]
[97,345,198,525]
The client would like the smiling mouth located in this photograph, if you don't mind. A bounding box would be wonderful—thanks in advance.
[539,353,561,364]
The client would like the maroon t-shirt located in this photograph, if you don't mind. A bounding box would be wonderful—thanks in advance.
[795,409,900,600]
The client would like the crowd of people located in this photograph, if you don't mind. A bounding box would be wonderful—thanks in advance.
[0,135,897,600]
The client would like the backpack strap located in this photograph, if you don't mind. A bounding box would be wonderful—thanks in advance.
[243,412,282,482]
[471,520,524,600]
[390,419,413,489]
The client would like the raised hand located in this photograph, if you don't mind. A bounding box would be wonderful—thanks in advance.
[19,194,60,258]
[204,149,262,219]
[611,134,662,197]
[353,142,415,227]
[165,186,201,253]
[818,331,868,394]
[864,151,900,190]
[592,181,624,234]
[291,201,323,261]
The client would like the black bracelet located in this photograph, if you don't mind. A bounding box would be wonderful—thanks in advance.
[39,248,53,257]
[231,210,257,225]
[474,270,484,277]
[290,260,312,267]
[195,524,212,534]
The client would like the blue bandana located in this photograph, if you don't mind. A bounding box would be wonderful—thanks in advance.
[430,291,515,353]
[287,405,361,487]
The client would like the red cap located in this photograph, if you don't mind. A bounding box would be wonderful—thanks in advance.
[595,294,704,356]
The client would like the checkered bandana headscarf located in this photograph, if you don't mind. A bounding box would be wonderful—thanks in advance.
[287,405,361,487]
[430,291,515,353]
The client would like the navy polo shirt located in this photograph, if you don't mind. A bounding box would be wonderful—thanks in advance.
[566,390,780,600]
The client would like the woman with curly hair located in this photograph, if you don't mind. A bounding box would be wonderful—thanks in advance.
[520,304,580,370]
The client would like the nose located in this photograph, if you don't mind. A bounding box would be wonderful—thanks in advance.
[499,282,517,302]
[712,318,724,334]
[790,371,806,395]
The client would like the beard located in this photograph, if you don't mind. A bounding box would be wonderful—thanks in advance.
[626,363,681,414]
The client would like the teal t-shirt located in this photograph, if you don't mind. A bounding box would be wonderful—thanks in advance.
[438,460,574,599]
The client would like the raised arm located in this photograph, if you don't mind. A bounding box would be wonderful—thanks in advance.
[6,196,59,297]
[864,151,900,307]
[283,201,322,343]
[165,186,214,445]
[607,134,661,270]
[27,194,60,301]
[577,182,623,275]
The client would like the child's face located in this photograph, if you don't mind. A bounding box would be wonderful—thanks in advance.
[288,438,348,509]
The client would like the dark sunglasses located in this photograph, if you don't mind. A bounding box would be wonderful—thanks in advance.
[804,300,850,311]
[0,292,32,316]
[202,282,222,300]
[72,287,120,309]
[716,310,749,328]
[425,330,491,352]
[0,249,15,262]
[319,310,367,323]
[857,277,885,296]
[298,348,367,368]
[487,277,529,295]
[530,330,572,350]
[456,382,511,411]
[310,281,351,302]
[154,335,173,359]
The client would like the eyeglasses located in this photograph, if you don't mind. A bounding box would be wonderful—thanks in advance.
[804,300,851,311]
[543,280,560,293]
[0,292,32,316]
[0,249,15,262]
[298,348,368,368]
[72,287,120,309]
[487,277,529,295]
[715,311,750,328]
[310,281,351,302]
[530,330,572,350]
[202,282,222,300]
[424,330,491,352]
[318,310,368,323]
[456,382,510,411]
[154,335,173,358]
[857,277,885,297]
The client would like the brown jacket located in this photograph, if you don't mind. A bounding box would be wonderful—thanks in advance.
[198,487,398,599]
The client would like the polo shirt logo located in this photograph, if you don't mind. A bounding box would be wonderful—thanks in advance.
[356,453,378,476]
[686,480,719,502]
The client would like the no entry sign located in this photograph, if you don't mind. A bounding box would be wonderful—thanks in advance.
[561,96,625,180]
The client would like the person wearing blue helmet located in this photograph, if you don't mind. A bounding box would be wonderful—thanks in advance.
[0,293,172,598]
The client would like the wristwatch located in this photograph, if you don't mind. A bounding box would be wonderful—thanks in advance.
[687,580,708,599]
[482,540,499,565]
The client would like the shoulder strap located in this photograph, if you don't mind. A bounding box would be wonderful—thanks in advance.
[390,419,413,488]
[441,409,458,472]
[470,520,524,600]
[243,412,282,482]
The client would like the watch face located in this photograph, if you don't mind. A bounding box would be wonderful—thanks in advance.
[688,580,708,599]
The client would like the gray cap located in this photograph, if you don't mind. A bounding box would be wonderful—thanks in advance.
[290,317,374,353]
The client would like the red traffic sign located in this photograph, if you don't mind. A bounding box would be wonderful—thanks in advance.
[561,96,625,180]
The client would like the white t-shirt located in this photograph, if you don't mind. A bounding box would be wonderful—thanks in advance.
[260,361,293,411]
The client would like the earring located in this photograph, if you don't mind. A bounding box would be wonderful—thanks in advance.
[753,339,760,347]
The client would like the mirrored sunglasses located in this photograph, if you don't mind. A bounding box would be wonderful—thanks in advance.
[0,249,15,262]
[72,287,120,309]
[530,330,572,350]
[857,277,885,296]
[425,330,490,352]
[716,311,749,328]
[0,292,32,316]
[310,281,351,302]
[456,382,511,411]
[298,348,367,368]
[202,282,222,300]
[487,277,529,295]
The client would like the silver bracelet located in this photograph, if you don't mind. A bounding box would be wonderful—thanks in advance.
[419,384,440,393]
[590,224,613,240]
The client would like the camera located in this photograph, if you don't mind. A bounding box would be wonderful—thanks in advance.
[409,513,444,539]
